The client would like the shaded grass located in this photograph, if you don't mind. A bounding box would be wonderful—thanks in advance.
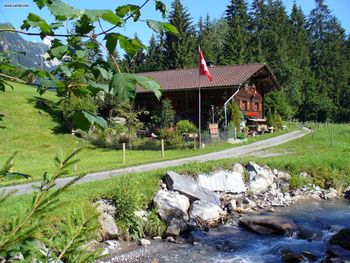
[0,82,296,186]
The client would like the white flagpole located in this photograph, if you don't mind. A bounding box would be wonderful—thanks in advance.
[198,46,202,149]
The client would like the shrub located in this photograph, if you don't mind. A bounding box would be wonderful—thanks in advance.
[144,210,167,237]
[151,99,175,129]
[159,128,182,146]
[176,120,197,135]
[59,95,97,131]
[272,111,283,131]
[111,178,144,240]
[289,174,311,190]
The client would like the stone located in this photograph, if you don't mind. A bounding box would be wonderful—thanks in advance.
[227,200,237,212]
[94,199,119,241]
[344,186,350,200]
[239,215,297,236]
[188,230,207,243]
[190,200,226,226]
[101,248,109,256]
[328,245,350,259]
[323,188,338,199]
[277,171,291,181]
[300,172,309,177]
[134,210,148,221]
[140,238,151,246]
[165,218,187,236]
[98,213,119,240]
[246,162,275,194]
[164,171,220,205]
[153,189,190,222]
[329,228,350,251]
[197,170,246,193]
[215,240,238,252]
[232,163,245,176]
[106,240,119,250]
[95,199,116,216]
[153,236,162,240]
[166,236,176,243]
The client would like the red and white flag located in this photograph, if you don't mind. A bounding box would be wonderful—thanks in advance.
[199,46,213,81]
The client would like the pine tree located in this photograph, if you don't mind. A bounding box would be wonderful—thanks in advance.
[307,0,347,121]
[222,0,251,64]
[164,0,196,69]
[144,34,164,71]
[287,2,314,114]
[250,0,268,62]
[197,14,216,64]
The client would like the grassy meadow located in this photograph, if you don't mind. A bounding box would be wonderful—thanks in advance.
[0,82,294,186]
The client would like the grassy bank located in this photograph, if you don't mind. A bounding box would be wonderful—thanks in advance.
[0,82,295,185]
[0,123,348,256]
[2,122,349,218]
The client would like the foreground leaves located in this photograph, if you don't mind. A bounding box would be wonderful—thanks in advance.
[109,73,162,102]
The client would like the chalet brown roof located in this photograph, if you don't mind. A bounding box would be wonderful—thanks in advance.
[137,63,280,93]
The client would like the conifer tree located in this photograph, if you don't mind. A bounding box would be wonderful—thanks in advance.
[197,14,216,64]
[222,0,251,64]
[164,0,196,69]
[250,0,268,62]
[144,34,166,72]
[307,0,347,121]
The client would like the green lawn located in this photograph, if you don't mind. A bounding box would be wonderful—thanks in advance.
[0,82,296,186]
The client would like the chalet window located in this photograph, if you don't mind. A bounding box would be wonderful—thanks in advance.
[240,100,247,111]
[254,102,259,111]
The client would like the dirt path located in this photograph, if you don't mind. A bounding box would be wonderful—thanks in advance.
[1,128,310,196]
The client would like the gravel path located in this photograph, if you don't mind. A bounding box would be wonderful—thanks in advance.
[1,128,310,196]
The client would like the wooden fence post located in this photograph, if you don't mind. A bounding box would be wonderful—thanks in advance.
[161,139,165,158]
[122,143,126,163]
[74,148,77,172]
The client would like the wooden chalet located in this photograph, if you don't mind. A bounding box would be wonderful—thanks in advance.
[135,63,281,128]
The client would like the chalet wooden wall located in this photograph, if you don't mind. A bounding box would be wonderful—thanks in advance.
[234,85,264,119]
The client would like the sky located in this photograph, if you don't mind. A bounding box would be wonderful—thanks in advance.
[0,0,349,48]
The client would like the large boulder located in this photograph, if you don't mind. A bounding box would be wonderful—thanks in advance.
[232,163,245,176]
[95,200,118,240]
[153,189,190,222]
[197,170,246,193]
[239,215,297,236]
[246,162,275,194]
[165,218,187,236]
[164,171,220,206]
[190,200,226,226]
[329,228,350,251]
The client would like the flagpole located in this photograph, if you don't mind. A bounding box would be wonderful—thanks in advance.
[198,45,202,149]
[198,75,201,149]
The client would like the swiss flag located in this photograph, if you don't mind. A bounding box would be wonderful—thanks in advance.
[199,46,213,81]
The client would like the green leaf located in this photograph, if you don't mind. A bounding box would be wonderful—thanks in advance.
[50,45,68,59]
[116,4,140,21]
[146,20,178,34]
[59,65,72,77]
[163,23,178,34]
[46,0,80,21]
[133,75,162,100]
[94,66,112,80]
[21,13,52,36]
[88,82,109,94]
[100,10,124,26]
[73,111,107,131]
[109,73,137,102]
[118,35,144,57]
[34,0,47,9]
[109,73,162,102]
[155,0,167,18]
[75,15,94,34]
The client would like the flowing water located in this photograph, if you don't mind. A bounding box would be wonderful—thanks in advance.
[149,200,350,263]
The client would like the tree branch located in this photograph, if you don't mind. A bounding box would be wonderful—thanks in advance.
[0,0,152,38]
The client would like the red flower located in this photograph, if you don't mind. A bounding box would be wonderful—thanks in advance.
[246,112,258,118]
